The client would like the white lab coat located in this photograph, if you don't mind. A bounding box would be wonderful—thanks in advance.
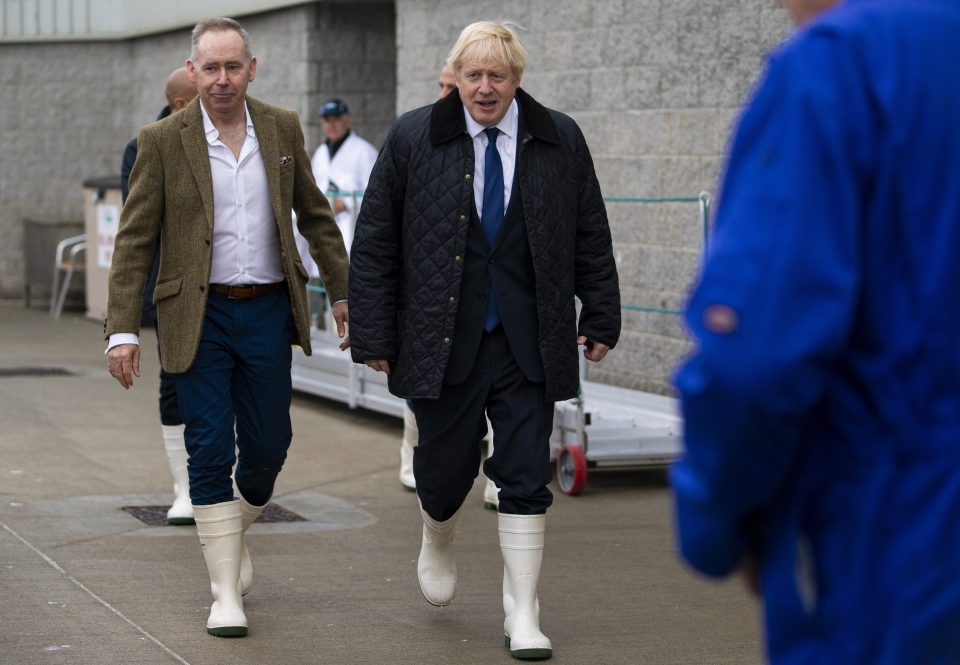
[294,131,378,277]
[314,131,377,248]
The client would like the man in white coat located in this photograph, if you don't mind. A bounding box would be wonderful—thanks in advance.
[296,98,377,322]
[309,98,378,256]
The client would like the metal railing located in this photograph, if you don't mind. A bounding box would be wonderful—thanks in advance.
[307,191,711,319]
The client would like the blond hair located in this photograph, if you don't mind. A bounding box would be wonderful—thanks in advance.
[447,21,527,79]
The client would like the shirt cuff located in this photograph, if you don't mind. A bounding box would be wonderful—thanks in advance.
[333,299,347,304]
[106,333,140,353]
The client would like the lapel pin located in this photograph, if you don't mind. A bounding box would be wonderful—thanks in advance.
[279,155,293,165]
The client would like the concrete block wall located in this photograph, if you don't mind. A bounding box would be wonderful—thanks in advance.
[0,40,131,300]
[396,0,792,394]
[306,2,396,151]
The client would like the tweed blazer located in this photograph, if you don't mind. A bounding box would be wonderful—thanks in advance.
[106,96,349,373]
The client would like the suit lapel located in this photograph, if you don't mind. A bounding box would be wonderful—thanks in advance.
[179,99,215,230]
[248,98,283,226]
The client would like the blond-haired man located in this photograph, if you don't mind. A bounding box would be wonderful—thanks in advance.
[350,21,620,659]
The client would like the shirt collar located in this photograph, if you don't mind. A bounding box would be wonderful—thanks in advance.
[463,98,518,141]
[199,99,256,145]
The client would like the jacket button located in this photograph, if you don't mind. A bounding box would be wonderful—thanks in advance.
[443,336,450,344]
[454,255,462,262]
[449,295,456,302]
[199,285,205,292]
[465,173,472,180]
[459,214,466,221]
[205,238,211,245]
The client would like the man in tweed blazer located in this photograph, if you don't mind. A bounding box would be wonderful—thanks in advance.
[105,17,348,638]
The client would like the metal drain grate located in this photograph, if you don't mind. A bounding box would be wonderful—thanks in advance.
[0,367,75,378]
[122,502,307,527]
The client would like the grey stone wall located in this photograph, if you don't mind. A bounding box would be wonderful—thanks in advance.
[396,0,792,394]
[307,2,396,150]
[0,1,395,302]
[0,40,129,300]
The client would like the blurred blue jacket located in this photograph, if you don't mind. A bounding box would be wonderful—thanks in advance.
[672,1,960,662]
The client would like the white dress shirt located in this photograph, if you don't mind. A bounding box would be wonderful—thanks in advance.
[463,98,519,220]
[107,100,282,351]
[202,100,284,285]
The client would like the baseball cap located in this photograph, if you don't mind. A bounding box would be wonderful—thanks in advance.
[321,99,349,117]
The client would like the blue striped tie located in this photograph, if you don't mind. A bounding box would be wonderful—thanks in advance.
[482,127,504,332]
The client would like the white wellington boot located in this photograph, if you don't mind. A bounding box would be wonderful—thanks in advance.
[417,504,462,606]
[238,495,267,596]
[193,500,247,637]
[484,476,500,511]
[482,424,499,510]
[162,425,194,525]
[399,404,417,491]
[499,513,552,660]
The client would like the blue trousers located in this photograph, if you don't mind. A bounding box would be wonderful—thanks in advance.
[154,336,182,426]
[175,288,294,506]
[412,326,554,521]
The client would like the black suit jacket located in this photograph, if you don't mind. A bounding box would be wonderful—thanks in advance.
[444,162,543,385]
[120,105,170,327]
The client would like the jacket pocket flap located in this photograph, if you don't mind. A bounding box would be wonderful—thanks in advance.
[153,275,183,303]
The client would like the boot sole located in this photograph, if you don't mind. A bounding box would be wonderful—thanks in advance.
[505,635,552,660]
[419,585,452,607]
[167,517,196,525]
[207,625,247,637]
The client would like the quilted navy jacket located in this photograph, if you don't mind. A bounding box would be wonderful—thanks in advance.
[349,88,620,401]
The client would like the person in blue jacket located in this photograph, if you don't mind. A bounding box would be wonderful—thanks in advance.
[672,1,960,662]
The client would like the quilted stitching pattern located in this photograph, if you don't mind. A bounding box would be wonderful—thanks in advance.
[349,92,620,401]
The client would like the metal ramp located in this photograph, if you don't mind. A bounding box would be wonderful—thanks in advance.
[291,303,682,496]
[290,191,707,495]
[550,379,682,495]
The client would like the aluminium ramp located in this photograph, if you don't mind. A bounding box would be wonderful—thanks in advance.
[291,321,683,495]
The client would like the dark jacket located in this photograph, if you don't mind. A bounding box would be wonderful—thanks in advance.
[349,88,620,401]
[121,105,170,328]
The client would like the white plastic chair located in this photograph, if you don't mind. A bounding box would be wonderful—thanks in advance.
[50,234,86,319]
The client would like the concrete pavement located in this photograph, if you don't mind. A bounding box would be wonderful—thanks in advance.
[0,304,762,664]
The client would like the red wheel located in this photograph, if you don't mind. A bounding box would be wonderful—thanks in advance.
[556,444,588,496]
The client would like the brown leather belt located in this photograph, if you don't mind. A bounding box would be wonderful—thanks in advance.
[209,282,285,300]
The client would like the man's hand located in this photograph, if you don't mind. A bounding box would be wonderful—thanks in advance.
[332,300,350,351]
[577,336,610,362]
[364,359,391,374]
[107,343,141,389]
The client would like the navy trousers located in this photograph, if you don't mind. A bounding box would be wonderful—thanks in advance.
[412,326,554,521]
[175,288,294,506]
[155,336,182,426]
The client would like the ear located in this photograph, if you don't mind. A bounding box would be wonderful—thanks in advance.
[248,57,257,83]
[186,59,197,86]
